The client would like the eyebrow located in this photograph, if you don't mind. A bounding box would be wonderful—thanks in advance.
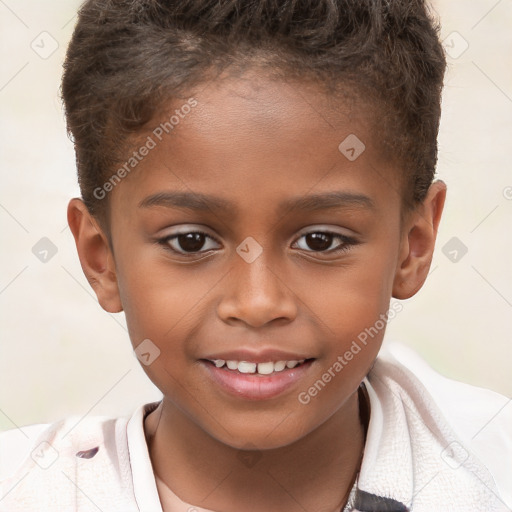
[138,190,375,214]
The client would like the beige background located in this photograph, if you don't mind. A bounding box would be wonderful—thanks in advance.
[0,0,511,431]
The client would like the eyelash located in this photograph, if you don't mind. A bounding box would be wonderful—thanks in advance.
[157,229,358,258]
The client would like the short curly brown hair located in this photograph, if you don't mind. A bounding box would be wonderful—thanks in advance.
[62,0,446,235]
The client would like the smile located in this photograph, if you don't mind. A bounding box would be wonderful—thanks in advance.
[202,358,315,400]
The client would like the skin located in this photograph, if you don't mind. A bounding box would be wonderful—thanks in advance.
[68,69,446,512]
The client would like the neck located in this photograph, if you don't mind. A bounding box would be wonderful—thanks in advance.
[145,389,366,512]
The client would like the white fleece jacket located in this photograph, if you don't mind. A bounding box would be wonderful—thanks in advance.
[1,344,510,511]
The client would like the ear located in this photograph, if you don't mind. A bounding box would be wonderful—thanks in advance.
[67,198,123,313]
[392,181,447,299]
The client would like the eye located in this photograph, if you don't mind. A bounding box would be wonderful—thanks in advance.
[157,227,357,258]
[158,230,221,255]
[293,230,357,255]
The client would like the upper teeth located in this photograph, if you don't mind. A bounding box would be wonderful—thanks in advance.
[212,359,305,374]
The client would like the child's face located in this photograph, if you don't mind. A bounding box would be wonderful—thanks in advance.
[71,70,444,449]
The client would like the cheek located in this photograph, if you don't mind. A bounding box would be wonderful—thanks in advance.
[116,252,220,359]
[113,244,221,384]
[313,257,397,339]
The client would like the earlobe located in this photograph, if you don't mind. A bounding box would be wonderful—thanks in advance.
[67,198,123,313]
[392,181,447,299]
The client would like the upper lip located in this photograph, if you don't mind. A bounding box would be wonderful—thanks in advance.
[202,349,314,364]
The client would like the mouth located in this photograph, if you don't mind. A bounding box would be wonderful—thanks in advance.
[200,357,316,400]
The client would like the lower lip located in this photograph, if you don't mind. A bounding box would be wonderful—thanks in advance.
[201,360,314,401]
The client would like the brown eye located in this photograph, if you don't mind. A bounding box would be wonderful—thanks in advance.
[304,232,333,251]
[176,233,207,252]
[293,230,357,255]
[160,230,221,255]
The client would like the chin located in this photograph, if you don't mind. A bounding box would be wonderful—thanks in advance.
[204,413,316,452]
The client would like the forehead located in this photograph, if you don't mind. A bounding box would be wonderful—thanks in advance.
[109,70,402,220]
[172,69,368,148]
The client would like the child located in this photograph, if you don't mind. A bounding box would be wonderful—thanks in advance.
[1,0,511,510]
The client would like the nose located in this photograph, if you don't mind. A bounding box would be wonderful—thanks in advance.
[216,253,298,328]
